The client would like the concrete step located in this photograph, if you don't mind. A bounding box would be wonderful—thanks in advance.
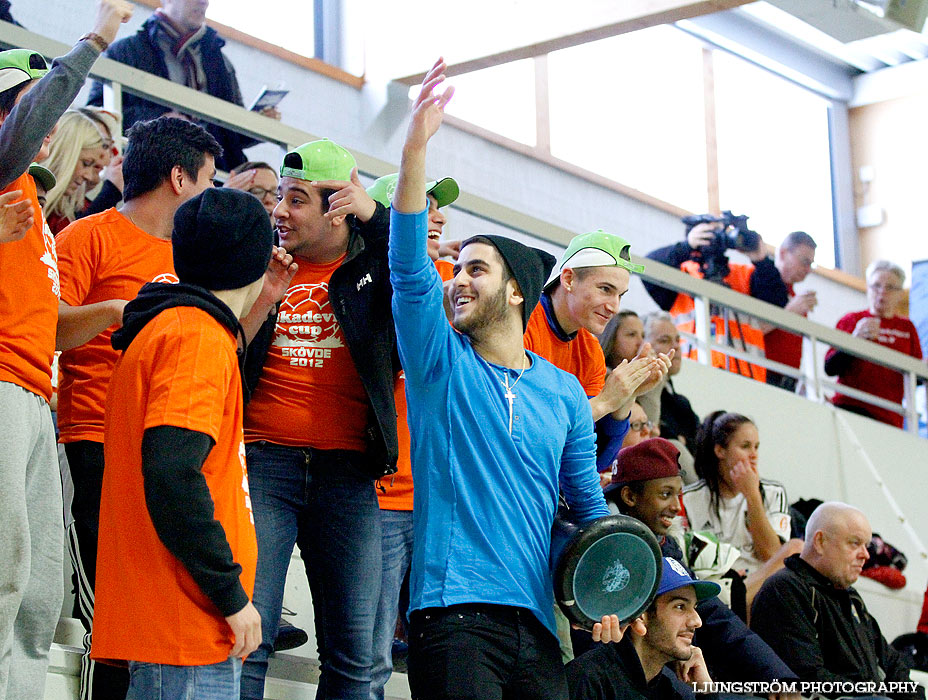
[46,618,410,700]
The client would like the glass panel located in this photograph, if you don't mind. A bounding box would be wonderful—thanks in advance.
[714,50,835,268]
[409,59,537,147]
[207,1,315,59]
[547,25,709,212]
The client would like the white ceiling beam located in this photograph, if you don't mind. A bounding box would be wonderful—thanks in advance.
[393,0,757,85]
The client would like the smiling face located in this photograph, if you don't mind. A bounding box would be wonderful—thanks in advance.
[642,586,702,664]
[622,475,684,536]
[713,420,758,488]
[560,266,629,336]
[67,145,111,195]
[449,242,520,340]
[426,194,447,260]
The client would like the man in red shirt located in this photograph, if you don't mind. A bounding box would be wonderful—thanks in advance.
[825,259,923,428]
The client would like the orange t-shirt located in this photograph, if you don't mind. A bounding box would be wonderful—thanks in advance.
[92,306,256,666]
[57,209,176,443]
[0,173,60,401]
[245,254,368,450]
[523,301,606,397]
[378,258,455,511]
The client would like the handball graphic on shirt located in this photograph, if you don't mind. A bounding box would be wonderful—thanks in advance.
[244,255,369,451]
[272,282,344,362]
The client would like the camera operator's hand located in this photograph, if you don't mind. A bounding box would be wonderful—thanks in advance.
[686,222,721,251]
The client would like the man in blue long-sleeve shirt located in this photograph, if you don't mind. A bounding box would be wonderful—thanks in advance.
[388,58,623,700]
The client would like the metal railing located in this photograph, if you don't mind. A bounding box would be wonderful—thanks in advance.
[6,21,927,434]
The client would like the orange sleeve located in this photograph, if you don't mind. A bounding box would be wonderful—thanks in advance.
[56,219,102,307]
[581,336,607,397]
[142,311,235,442]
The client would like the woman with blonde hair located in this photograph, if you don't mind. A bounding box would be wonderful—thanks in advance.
[40,107,123,233]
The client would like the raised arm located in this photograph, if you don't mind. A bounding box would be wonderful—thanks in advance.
[0,0,133,188]
[389,58,458,385]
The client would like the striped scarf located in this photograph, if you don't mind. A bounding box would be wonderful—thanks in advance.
[153,9,208,91]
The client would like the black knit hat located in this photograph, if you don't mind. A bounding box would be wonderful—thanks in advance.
[173,188,273,291]
[462,234,557,330]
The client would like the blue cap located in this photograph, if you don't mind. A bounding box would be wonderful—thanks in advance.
[656,557,720,602]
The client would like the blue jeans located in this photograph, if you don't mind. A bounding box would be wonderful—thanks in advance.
[240,442,382,700]
[126,657,240,699]
[370,509,414,700]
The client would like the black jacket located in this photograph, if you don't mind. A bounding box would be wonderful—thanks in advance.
[87,15,255,171]
[751,554,922,699]
[660,536,797,683]
[643,241,788,312]
[244,204,399,479]
[659,379,699,449]
[566,637,695,700]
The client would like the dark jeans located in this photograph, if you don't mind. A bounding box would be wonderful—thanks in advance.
[64,440,130,700]
[408,604,568,700]
[240,442,382,700]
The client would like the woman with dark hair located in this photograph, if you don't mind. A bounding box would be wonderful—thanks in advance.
[681,411,801,601]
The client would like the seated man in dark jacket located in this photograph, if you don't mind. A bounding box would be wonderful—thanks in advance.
[751,502,923,700]
[606,438,797,688]
[87,0,277,171]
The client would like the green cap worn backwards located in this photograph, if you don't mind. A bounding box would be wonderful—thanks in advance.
[545,229,645,290]
[28,162,56,192]
[366,172,459,209]
[0,49,49,94]
[280,138,356,182]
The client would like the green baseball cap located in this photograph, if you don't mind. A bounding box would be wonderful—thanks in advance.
[366,172,459,209]
[280,139,356,182]
[0,49,49,94]
[545,229,645,290]
[28,162,56,192]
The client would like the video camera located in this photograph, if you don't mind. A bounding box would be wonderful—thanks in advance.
[681,210,760,283]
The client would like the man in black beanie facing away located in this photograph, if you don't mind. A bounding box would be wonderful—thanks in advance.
[91,188,288,699]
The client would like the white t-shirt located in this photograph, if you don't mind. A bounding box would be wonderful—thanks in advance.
[681,479,791,573]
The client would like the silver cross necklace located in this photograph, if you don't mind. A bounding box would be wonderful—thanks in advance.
[499,353,528,435]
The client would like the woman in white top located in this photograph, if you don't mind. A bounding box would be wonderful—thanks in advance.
[682,411,802,615]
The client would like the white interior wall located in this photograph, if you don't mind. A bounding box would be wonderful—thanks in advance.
[674,357,927,641]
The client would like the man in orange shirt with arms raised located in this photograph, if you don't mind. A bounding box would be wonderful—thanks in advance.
[92,188,276,698]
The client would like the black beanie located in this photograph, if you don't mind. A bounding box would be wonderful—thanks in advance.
[173,188,273,291]
[462,234,557,330]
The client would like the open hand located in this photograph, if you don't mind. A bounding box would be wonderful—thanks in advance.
[404,58,455,153]
[0,191,34,244]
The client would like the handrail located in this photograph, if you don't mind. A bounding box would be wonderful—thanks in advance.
[5,21,925,432]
